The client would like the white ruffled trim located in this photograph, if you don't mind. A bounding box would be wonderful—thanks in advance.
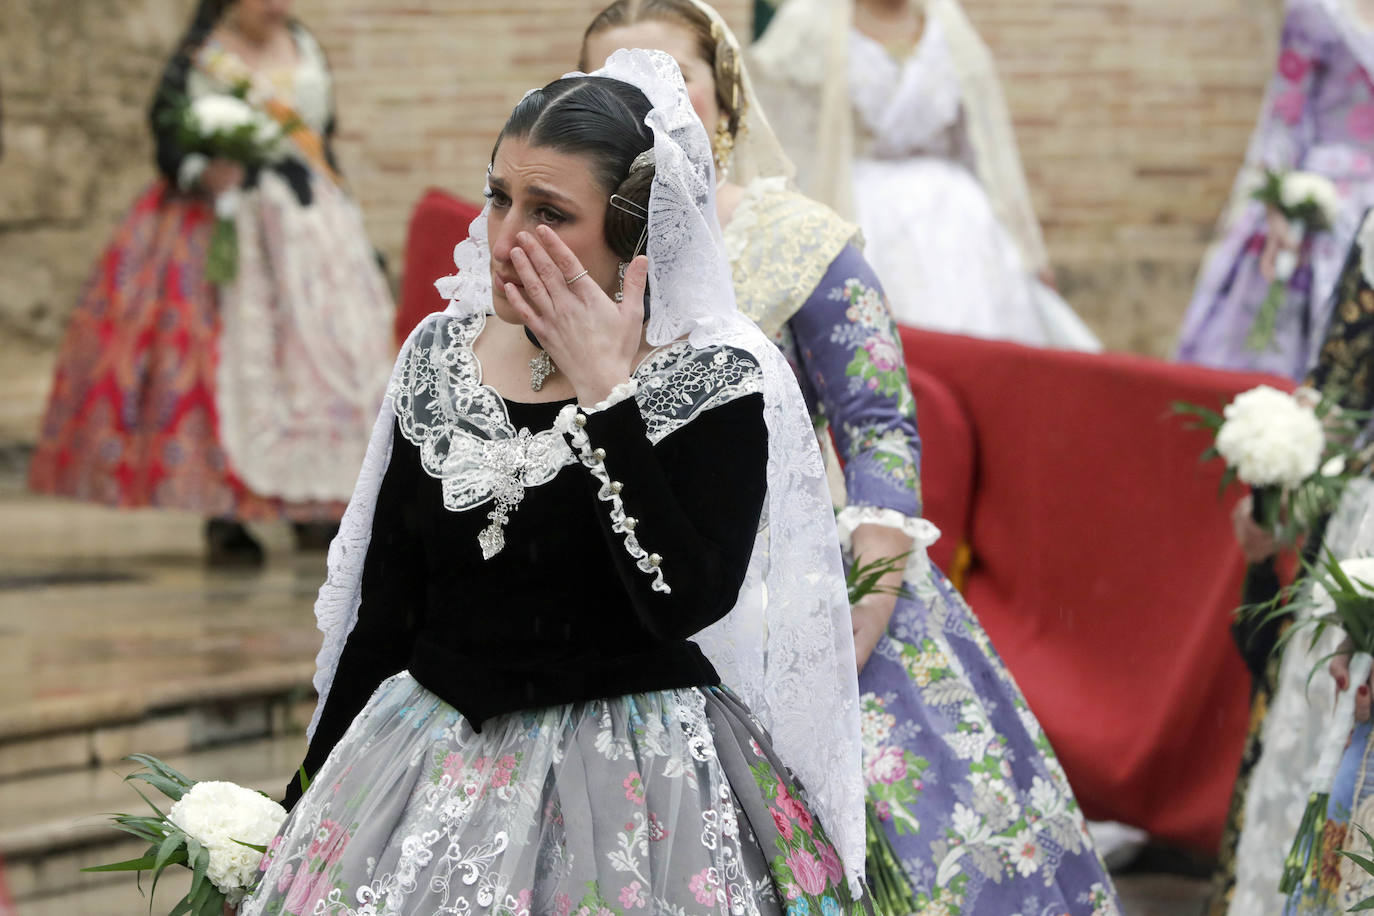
[581,378,639,413]
[556,390,670,594]
[836,505,941,583]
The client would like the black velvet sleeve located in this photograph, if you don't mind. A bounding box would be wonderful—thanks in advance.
[566,392,769,643]
[149,46,195,183]
[284,423,428,808]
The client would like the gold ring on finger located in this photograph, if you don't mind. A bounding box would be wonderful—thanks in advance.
[564,268,589,286]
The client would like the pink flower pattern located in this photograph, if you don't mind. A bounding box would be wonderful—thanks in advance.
[618,881,647,909]
[688,867,719,906]
[785,848,829,896]
[1279,48,1311,82]
[817,841,845,885]
[771,805,795,841]
[622,771,645,805]
[1274,87,1306,126]
[1349,103,1374,140]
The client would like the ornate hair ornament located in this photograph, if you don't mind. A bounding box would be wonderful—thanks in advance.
[709,19,742,117]
[629,148,656,175]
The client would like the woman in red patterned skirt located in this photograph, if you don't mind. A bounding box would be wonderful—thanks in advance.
[29,0,394,565]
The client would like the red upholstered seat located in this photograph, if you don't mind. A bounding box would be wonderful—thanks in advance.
[395,188,483,346]
[907,366,974,577]
[902,326,1293,853]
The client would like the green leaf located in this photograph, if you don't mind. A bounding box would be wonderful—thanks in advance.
[298,764,312,793]
[149,832,188,906]
[189,878,220,916]
[125,781,168,819]
[154,831,186,873]
[81,853,160,873]
[126,754,196,796]
[188,836,208,901]
[1338,849,1374,878]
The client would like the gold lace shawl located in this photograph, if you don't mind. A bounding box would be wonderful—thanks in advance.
[725,177,860,338]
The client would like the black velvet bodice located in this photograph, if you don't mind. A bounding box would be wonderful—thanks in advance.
[287,391,768,808]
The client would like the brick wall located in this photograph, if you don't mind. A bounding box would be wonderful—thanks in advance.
[0,0,1283,445]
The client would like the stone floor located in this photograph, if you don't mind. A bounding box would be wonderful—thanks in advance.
[0,494,1210,914]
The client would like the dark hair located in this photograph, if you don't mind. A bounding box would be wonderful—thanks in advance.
[581,0,742,138]
[494,76,654,263]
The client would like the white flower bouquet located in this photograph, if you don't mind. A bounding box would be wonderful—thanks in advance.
[83,754,288,914]
[1244,555,1374,898]
[1176,384,1360,540]
[1248,168,1341,350]
[165,90,290,285]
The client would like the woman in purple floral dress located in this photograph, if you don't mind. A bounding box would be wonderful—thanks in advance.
[1179,0,1374,380]
[584,3,1120,913]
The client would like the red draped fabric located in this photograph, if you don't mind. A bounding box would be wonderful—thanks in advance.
[902,326,1293,853]
[394,189,483,346]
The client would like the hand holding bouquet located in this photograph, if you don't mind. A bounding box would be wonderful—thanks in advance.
[164,89,290,285]
[83,755,287,915]
[1243,556,1374,897]
[1177,384,1361,543]
[1248,168,1341,350]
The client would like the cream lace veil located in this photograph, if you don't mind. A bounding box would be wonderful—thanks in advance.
[303,48,868,893]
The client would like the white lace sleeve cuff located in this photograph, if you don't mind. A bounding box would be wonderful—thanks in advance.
[555,390,670,594]
[836,505,941,581]
[579,378,639,413]
[177,152,209,192]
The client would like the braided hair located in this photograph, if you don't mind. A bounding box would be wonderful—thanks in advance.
[580,0,744,141]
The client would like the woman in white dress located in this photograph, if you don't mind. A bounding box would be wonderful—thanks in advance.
[750,0,1100,349]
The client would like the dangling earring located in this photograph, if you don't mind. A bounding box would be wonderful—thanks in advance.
[614,261,629,303]
[713,117,734,184]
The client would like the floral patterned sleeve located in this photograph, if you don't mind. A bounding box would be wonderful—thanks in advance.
[1249,4,1330,173]
[783,244,936,550]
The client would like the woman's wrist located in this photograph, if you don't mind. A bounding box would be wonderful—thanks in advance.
[573,369,635,408]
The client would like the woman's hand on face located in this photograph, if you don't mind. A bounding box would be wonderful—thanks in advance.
[201,159,246,197]
[1330,638,1373,723]
[503,225,647,406]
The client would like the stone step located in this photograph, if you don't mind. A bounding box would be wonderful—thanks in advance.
[3,731,306,904]
[16,844,194,915]
[0,664,316,780]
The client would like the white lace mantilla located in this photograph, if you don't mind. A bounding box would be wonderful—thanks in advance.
[390,311,763,558]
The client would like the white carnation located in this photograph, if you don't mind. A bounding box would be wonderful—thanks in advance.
[1280,171,1340,224]
[1215,385,1323,487]
[167,781,287,898]
[189,94,259,134]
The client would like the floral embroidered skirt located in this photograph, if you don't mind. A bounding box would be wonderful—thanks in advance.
[858,564,1120,915]
[1284,720,1374,914]
[240,673,866,916]
[27,180,344,522]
